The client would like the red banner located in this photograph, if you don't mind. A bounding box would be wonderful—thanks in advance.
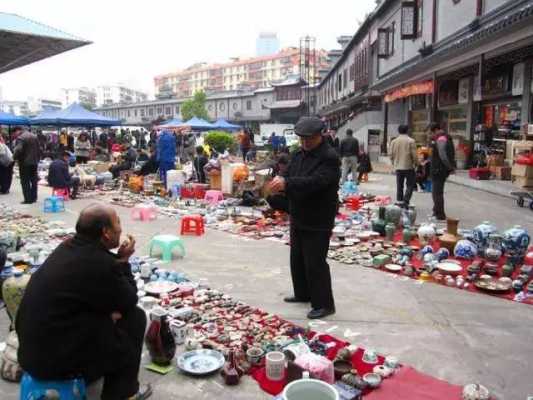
[384,80,434,103]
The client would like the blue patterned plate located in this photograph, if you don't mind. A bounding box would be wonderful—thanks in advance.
[177,349,225,376]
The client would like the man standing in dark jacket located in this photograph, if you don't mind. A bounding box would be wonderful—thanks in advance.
[16,204,152,400]
[47,151,80,199]
[339,129,359,184]
[13,128,40,204]
[429,123,456,220]
[268,116,340,319]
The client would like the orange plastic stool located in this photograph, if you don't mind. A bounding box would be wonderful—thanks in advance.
[180,215,205,236]
[51,187,70,200]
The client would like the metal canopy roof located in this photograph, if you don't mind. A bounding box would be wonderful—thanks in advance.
[0,12,91,74]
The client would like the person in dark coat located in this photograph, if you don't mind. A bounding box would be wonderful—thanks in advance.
[47,151,81,199]
[16,204,152,400]
[0,134,14,194]
[429,123,456,220]
[13,127,40,204]
[268,116,340,319]
[193,146,208,183]
[357,146,372,183]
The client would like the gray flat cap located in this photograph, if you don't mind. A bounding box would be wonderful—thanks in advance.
[294,116,325,137]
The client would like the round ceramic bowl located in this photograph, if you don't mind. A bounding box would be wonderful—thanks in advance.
[363,372,382,388]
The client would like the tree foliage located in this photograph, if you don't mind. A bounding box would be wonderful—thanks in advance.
[205,131,235,153]
[181,91,209,121]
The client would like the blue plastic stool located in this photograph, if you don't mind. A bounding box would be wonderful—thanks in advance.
[43,196,65,213]
[20,373,87,400]
[149,234,186,262]
[424,180,432,193]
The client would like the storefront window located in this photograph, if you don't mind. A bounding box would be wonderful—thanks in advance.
[483,102,522,138]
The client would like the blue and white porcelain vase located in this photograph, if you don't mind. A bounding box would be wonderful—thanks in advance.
[503,225,530,258]
[472,221,497,254]
[454,240,478,260]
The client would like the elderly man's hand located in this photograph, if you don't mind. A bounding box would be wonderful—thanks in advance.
[268,176,286,194]
[118,234,136,262]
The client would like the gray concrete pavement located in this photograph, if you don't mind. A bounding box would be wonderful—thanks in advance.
[0,174,532,400]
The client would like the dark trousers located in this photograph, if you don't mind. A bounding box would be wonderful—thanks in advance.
[19,164,38,203]
[395,169,416,205]
[290,227,335,310]
[159,161,175,186]
[432,174,448,219]
[76,156,89,164]
[84,307,146,400]
[55,177,80,199]
[0,163,14,194]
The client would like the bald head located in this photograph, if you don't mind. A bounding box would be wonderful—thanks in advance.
[76,204,118,243]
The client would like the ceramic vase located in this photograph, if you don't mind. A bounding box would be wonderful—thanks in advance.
[503,225,530,258]
[484,234,503,262]
[385,223,395,241]
[221,350,241,385]
[371,207,387,236]
[2,271,31,330]
[473,221,497,255]
[385,203,402,227]
[417,223,436,245]
[454,240,478,260]
[145,308,176,366]
[439,218,460,253]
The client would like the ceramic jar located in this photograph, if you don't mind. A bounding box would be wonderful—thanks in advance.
[145,308,176,366]
[417,223,436,245]
[385,203,403,227]
[501,264,515,277]
[472,221,497,254]
[503,225,530,258]
[371,207,387,236]
[439,218,460,253]
[385,223,396,241]
[454,240,478,260]
[2,270,31,330]
[484,234,503,262]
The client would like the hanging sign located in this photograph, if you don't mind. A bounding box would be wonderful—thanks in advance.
[458,78,470,104]
[384,80,433,103]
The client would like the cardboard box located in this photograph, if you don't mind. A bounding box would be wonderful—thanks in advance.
[511,163,533,178]
[490,166,511,180]
[487,154,505,168]
[513,176,533,188]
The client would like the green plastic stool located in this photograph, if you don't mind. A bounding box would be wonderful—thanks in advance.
[149,235,186,262]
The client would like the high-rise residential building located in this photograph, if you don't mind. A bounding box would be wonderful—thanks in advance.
[256,32,280,56]
[62,87,97,108]
[27,97,62,115]
[154,48,330,99]
[96,85,148,107]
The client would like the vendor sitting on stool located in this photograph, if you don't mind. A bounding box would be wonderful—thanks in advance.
[47,151,81,199]
[16,204,152,400]
[110,143,138,179]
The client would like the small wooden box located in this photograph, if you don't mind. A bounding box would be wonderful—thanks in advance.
[512,163,533,178]
[513,176,533,188]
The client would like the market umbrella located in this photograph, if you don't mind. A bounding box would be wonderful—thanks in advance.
[30,103,120,127]
[156,118,184,129]
[213,118,241,132]
[0,111,29,125]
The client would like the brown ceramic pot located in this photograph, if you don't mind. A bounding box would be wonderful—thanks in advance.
[440,218,460,253]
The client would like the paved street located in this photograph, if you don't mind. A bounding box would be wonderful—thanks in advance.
[0,174,532,400]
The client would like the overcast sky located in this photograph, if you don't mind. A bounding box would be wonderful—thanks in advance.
[0,0,376,101]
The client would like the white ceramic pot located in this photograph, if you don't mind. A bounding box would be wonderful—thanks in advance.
[283,378,339,400]
[417,223,436,245]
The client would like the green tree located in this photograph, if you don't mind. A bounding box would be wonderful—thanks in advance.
[181,91,209,121]
[205,131,235,153]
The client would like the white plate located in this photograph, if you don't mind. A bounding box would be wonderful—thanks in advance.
[437,261,463,274]
[177,349,225,375]
[385,264,402,272]
[144,281,179,295]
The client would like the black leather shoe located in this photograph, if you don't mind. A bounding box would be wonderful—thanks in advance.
[20,201,31,204]
[307,307,336,319]
[283,296,309,303]
[128,383,153,400]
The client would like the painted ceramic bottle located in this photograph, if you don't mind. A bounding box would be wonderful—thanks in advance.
[371,207,387,236]
[145,308,176,366]
[2,270,31,330]
[440,218,460,252]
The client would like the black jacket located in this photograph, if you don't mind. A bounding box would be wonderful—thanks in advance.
[47,159,72,188]
[284,140,340,231]
[339,136,359,158]
[16,235,138,380]
[430,134,456,178]
[14,131,40,166]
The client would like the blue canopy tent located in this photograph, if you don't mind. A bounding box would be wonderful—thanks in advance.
[183,117,215,131]
[31,103,120,127]
[156,118,184,129]
[213,118,241,132]
[0,111,29,125]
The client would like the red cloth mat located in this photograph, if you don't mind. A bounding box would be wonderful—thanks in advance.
[364,366,462,400]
